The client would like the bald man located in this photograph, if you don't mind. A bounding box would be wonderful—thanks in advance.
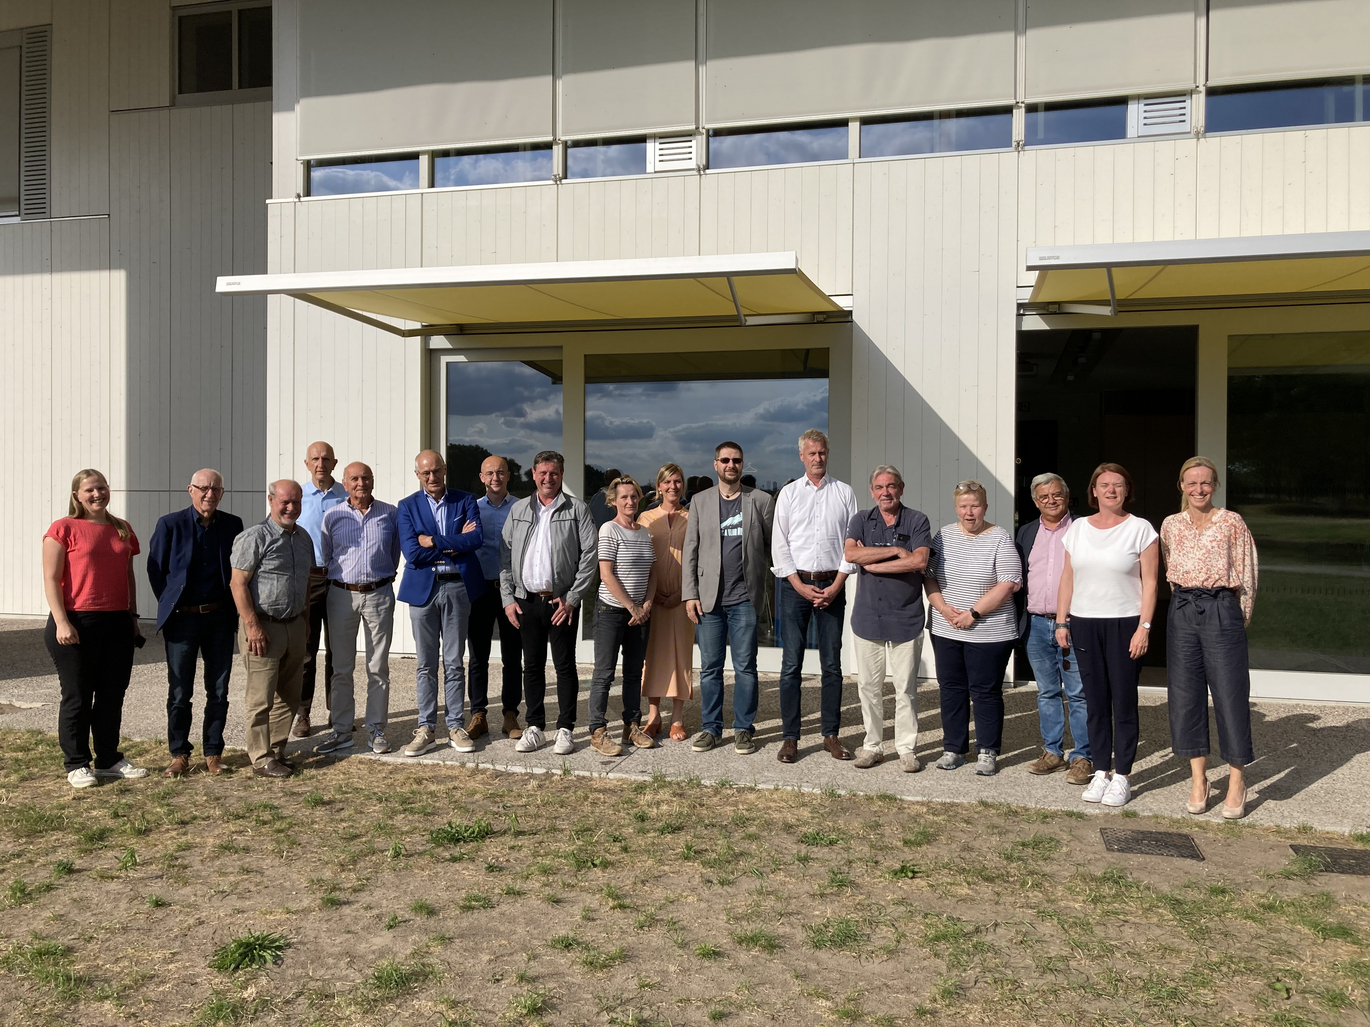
[148,469,244,776]
[315,462,402,756]
[294,440,348,739]
[468,454,523,740]
[230,480,316,778]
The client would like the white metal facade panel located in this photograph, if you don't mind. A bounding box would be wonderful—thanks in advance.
[0,0,51,32]
[421,184,559,268]
[1209,0,1370,86]
[296,0,554,156]
[557,175,700,262]
[560,0,696,137]
[49,0,107,216]
[704,0,1015,125]
[1024,0,1196,101]
[108,0,169,112]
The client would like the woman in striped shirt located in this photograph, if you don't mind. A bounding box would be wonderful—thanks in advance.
[924,480,1023,777]
[587,476,658,757]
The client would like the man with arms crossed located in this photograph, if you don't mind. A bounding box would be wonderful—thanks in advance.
[468,455,524,740]
[293,441,347,738]
[230,480,315,778]
[397,450,484,756]
[500,451,597,755]
[682,441,773,755]
[844,465,932,771]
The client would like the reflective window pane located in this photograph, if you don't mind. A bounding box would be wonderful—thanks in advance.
[861,109,1012,157]
[445,360,563,498]
[309,157,420,196]
[1227,332,1370,674]
[435,146,554,188]
[237,6,272,89]
[1025,100,1128,147]
[1207,78,1365,134]
[708,124,848,169]
[178,10,233,94]
[567,139,647,179]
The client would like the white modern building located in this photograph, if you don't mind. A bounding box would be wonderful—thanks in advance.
[3,0,1368,700]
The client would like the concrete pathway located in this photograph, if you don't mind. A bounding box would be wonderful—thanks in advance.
[3,616,1367,833]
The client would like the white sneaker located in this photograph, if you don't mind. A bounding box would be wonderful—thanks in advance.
[1101,773,1131,807]
[401,726,436,757]
[67,766,98,789]
[1082,769,1110,803]
[92,758,148,779]
[514,725,544,753]
[553,728,575,755]
[449,728,476,753]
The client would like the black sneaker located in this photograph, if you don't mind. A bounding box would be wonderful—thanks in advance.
[691,731,719,753]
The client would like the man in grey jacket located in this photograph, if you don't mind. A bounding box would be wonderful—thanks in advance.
[683,441,775,754]
[500,451,597,755]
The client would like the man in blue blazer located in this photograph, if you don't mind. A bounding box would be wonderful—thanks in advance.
[147,469,244,777]
[397,449,486,756]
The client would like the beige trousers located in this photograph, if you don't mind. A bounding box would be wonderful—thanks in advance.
[239,615,307,767]
[853,634,923,755]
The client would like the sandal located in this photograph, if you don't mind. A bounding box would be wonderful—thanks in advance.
[642,718,662,738]
[669,723,687,742]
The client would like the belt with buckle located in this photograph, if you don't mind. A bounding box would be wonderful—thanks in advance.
[531,590,555,598]
[435,571,464,582]
[176,600,224,615]
[330,576,394,594]
[796,570,837,583]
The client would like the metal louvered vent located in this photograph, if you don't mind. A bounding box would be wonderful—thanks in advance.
[19,25,50,220]
[650,133,699,172]
[1129,94,1191,138]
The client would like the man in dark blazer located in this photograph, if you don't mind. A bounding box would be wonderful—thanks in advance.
[682,441,775,755]
[147,468,244,777]
[397,449,485,756]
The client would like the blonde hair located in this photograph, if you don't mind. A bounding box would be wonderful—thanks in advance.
[1177,456,1221,512]
[603,474,643,505]
[953,478,987,507]
[656,463,684,488]
[67,469,132,541]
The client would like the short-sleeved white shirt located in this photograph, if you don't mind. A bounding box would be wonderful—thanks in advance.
[1062,514,1159,618]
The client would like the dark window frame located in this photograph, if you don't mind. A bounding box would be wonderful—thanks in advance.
[174,0,271,106]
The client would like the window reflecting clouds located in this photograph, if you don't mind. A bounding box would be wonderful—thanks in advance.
[862,109,1012,157]
[567,139,647,179]
[435,146,554,188]
[708,124,848,169]
[309,157,419,196]
[1208,78,1367,134]
[1025,100,1128,147]
[445,360,563,497]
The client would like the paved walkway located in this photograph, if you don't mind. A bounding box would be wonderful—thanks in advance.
[3,617,1367,833]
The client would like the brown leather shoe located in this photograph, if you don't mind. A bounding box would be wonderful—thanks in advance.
[823,735,853,761]
[501,711,522,740]
[627,723,656,749]
[466,710,489,740]
[1065,757,1094,786]
[590,727,623,757]
[205,755,226,776]
[164,754,191,778]
[777,739,799,764]
[1027,750,1068,776]
[252,758,293,779]
[289,710,312,740]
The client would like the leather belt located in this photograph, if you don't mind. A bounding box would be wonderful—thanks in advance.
[531,590,555,598]
[176,601,224,614]
[797,570,837,583]
[435,572,464,582]
[330,576,394,594]
[259,611,303,624]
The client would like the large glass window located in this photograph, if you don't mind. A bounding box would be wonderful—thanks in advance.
[176,2,271,99]
[309,156,420,196]
[1207,77,1367,134]
[708,123,848,170]
[1025,99,1128,147]
[1227,332,1370,674]
[0,43,18,216]
[435,144,554,189]
[861,108,1013,158]
[444,358,563,498]
[567,138,647,179]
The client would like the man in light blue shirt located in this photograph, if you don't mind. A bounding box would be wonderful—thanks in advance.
[291,440,348,739]
[468,455,523,741]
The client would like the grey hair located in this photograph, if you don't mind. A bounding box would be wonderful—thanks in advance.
[1030,472,1069,498]
[797,428,829,451]
[191,468,224,487]
[869,464,904,487]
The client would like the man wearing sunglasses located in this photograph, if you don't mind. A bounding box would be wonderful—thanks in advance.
[147,469,244,777]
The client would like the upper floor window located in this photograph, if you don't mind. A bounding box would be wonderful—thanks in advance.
[1025,99,1128,147]
[0,40,18,216]
[0,25,48,220]
[567,138,647,179]
[435,144,554,189]
[309,155,419,197]
[708,122,847,170]
[861,108,1013,158]
[176,1,271,104]
[1207,76,1367,134]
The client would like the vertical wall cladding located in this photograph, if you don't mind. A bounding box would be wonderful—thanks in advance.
[49,0,109,217]
[556,176,700,262]
[108,0,170,112]
[852,153,1018,524]
[231,102,271,496]
[422,185,558,267]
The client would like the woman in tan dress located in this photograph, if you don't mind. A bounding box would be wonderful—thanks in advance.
[639,463,694,740]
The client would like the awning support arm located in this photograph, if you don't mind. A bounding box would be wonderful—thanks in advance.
[291,293,465,338]
[1105,267,1118,317]
[726,276,746,326]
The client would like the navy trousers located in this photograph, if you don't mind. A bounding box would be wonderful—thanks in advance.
[164,605,236,757]
[1166,587,1254,765]
[930,634,1013,755]
[1070,615,1141,775]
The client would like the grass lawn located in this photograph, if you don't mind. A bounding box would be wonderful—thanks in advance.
[1,728,1368,1026]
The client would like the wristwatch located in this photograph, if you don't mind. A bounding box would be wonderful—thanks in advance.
[1141,621,1152,630]
[970,609,982,621]
[1054,621,1069,630]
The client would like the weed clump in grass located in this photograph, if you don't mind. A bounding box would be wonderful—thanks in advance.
[805,917,864,952]
[888,861,920,880]
[208,931,289,972]
[0,939,88,999]
[507,987,549,1016]
[410,899,438,917]
[429,817,494,846]
[578,945,626,971]
[695,941,723,960]
[116,847,139,871]
[1274,853,1327,880]
[361,957,441,1001]
[901,825,935,847]
[799,828,844,847]
[145,894,167,909]
[52,859,75,878]
[731,928,781,953]
[457,892,494,912]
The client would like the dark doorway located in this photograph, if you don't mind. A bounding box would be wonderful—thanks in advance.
[1014,326,1197,675]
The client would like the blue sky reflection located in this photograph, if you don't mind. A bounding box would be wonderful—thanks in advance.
[309,158,419,196]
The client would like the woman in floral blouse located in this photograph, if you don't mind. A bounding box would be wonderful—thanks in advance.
[1160,456,1258,820]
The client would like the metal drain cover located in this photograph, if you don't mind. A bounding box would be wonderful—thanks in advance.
[1290,845,1370,876]
[1100,828,1204,861]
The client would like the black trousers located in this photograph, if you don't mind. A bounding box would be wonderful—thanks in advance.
[299,570,332,714]
[518,594,581,731]
[588,601,648,733]
[45,611,135,772]
[1071,615,1142,775]
[1166,587,1255,765]
[930,634,1013,755]
[467,579,523,714]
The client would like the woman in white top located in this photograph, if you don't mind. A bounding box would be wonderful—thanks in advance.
[924,480,1022,777]
[587,476,658,757]
[1055,463,1159,809]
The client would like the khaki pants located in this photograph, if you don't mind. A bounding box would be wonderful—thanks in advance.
[239,615,307,767]
[853,634,922,756]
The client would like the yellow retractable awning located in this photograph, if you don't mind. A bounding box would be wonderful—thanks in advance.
[216,252,846,336]
[1025,231,1370,314]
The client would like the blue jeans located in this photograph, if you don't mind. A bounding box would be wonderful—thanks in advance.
[410,579,471,732]
[1024,614,1091,762]
[778,580,845,739]
[164,606,236,757]
[695,601,759,737]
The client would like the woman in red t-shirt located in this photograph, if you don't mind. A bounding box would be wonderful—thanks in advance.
[42,469,149,788]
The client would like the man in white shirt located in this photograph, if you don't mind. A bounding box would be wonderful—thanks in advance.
[771,428,858,764]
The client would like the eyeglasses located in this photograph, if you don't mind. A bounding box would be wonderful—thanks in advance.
[1035,492,1066,502]
[716,457,743,465]
[189,484,224,496]
[955,479,985,491]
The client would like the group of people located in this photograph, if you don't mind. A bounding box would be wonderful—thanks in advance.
[42,432,1258,815]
